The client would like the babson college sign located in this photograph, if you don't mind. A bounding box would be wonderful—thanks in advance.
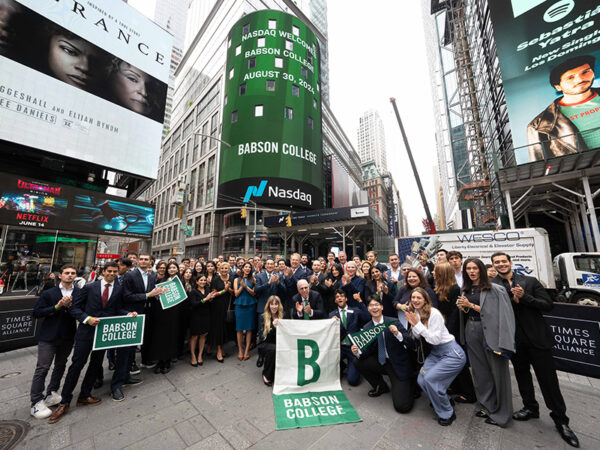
[218,10,323,210]
[272,320,361,430]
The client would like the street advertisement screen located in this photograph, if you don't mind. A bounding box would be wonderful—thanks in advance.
[0,0,172,178]
[331,156,363,208]
[218,10,323,209]
[0,173,154,237]
[489,1,600,164]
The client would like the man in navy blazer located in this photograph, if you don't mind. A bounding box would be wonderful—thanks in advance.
[291,279,325,319]
[30,264,79,419]
[122,253,165,371]
[352,295,415,414]
[282,253,309,310]
[329,289,370,386]
[49,262,138,424]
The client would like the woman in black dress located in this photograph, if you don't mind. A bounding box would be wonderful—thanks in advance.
[322,263,343,313]
[260,295,285,386]
[365,265,395,316]
[434,262,476,403]
[150,262,180,374]
[206,261,217,285]
[177,267,194,358]
[192,261,206,279]
[209,262,234,362]
[189,275,214,366]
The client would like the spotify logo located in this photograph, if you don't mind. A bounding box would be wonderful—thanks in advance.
[543,0,575,23]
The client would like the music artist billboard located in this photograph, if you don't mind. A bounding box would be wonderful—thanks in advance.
[0,173,154,237]
[218,10,323,209]
[0,0,172,178]
[489,1,600,164]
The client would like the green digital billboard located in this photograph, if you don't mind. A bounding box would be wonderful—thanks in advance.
[218,10,323,209]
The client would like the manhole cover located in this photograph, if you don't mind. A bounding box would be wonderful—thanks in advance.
[0,420,29,450]
[0,373,21,379]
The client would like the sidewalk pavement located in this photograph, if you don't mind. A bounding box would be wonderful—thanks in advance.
[1,343,599,449]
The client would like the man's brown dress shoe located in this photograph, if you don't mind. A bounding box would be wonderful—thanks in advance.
[48,403,69,424]
[76,396,102,406]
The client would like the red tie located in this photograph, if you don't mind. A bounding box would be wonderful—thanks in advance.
[102,283,110,308]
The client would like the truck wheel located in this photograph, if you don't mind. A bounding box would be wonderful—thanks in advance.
[572,293,600,306]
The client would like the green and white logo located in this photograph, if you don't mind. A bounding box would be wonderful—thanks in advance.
[92,315,145,351]
[156,277,188,310]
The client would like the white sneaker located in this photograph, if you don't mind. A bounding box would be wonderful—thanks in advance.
[31,400,52,419]
[44,391,62,407]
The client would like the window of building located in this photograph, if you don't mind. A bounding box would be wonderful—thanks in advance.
[196,163,205,208]
[268,19,277,29]
[255,105,263,117]
[307,52,313,64]
[224,95,227,105]
[173,224,178,241]
[284,107,293,120]
[292,25,300,36]
[266,79,276,91]
[190,168,197,206]
[204,214,211,233]
[242,23,250,34]
[301,66,307,78]
[195,216,203,235]
[200,121,208,156]
[239,83,246,96]
[313,98,318,109]
[285,40,293,51]
[292,84,299,97]
[210,112,219,142]
[227,37,231,48]
[274,57,283,68]
[248,57,256,69]
[206,178,214,204]
[229,68,234,79]
[235,45,241,56]
[308,116,313,129]
[192,133,199,161]
[231,110,238,123]
[257,37,265,47]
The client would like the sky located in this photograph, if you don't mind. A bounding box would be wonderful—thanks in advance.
[127,0,437,236]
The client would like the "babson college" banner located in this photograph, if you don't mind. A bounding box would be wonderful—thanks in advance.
[272,319,361,430]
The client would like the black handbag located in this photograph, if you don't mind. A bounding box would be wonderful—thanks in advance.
[226,296,235,323]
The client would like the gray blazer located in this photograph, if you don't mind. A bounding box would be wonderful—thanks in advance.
[461,283,516,354]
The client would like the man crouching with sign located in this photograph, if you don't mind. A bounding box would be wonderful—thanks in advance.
[351,295,415,413]
[49,262,139,424]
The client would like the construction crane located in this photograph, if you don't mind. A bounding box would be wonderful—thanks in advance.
[390,97,436,234]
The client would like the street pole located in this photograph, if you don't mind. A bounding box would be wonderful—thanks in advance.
[176,134,230,260]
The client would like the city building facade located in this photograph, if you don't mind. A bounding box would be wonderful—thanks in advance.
[357,109,388,175]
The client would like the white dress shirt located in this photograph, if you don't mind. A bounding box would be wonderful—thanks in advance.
[411,308,455,345]
[59,283,74,297]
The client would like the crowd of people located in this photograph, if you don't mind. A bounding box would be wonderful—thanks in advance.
[28,249,579,447]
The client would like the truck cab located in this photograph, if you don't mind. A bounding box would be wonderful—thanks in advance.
[553,253,600,305]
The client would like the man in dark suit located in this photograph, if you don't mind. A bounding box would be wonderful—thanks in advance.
[282,253,309,310]
[48,262,139,424]
[309,260,327,298]
[122,253,165,372]
[291,279,324,319]
[418,253,435,287]
[329,289,370,386]
[352,295,415,414]
[30,265,79,419]
[492,252,579,448]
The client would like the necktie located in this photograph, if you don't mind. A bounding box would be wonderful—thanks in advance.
[102,283,110,308]
[341,309,347,328]
[142,271,148,290]
[377,331,386,365]
[303,297,309,320]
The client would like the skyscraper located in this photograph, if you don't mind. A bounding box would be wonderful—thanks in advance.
[357,109,388,174]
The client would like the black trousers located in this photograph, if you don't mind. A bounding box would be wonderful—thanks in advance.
[353,354,414,413]
[512,343,568,425]
[262,343,276,382]
[60,339,105,404]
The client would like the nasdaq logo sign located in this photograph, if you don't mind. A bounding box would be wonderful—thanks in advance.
[243,180,268,203]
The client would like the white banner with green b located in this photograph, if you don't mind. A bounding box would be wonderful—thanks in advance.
[272,319,362,430]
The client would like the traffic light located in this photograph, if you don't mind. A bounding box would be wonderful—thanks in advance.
[241,207,247,219]
[286,215,292,227]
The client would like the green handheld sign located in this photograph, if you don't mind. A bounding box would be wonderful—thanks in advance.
[92,315,145,351]
[156,277,188,310]
[347,321,396,353]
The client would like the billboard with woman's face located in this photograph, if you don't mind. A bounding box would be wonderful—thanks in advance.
[0,0,172,178]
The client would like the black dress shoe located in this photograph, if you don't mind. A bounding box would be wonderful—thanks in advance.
[454,395,476,404]
[485,417,500,427]
[112,388,124,402]
[438,412,456,426]
[512,408,539,421]
[256,355,264,368]
[93,378,103,389]
[154,366,162,374]
[368,384,390,398]
[161,366,171,374]
[556,424,579,448]
[475,409,489,418]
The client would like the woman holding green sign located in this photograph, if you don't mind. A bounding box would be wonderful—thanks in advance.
[150,262,180,374]
[234,262,257,361]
